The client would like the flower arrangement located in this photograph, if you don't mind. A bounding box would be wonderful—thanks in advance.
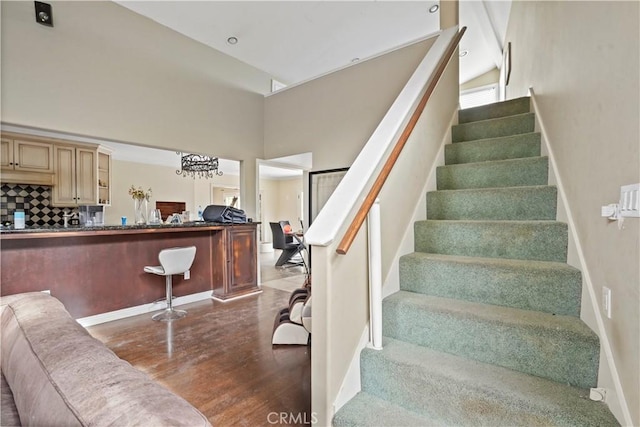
[128,185,152,201]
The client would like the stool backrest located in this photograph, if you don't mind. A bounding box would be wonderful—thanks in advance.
[158,246,197,275]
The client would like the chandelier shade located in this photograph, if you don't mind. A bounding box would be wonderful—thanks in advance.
[176,152,223,179]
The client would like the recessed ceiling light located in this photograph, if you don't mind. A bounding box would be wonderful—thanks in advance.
[459,50,469,57]
[428,4,439,13]
[227,36,238,45]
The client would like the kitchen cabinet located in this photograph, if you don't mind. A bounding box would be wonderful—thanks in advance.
[97,148,112,206]
[52,145,97,206]
[227,226,258,293]
[1,137,54,173]
[1,135,55,186]
[212,224,259,301]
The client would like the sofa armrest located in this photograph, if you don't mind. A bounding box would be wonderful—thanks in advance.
[1,292,211,427]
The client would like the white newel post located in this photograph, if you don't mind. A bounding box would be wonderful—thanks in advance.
[368,199,383,350]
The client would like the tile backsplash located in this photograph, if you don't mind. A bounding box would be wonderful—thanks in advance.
[1,183,77,226]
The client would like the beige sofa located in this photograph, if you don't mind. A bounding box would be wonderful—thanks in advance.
[0,292,211,427]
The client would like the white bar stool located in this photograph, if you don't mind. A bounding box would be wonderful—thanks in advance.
[144,246,196,321]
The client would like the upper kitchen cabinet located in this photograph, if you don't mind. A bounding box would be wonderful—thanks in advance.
[52,144,97,206]
[97,147,112,206]
[1,135,55,185]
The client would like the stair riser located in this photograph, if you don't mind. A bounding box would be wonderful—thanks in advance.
[360,352,566,426]
[333,392,441,427]
[458,97,531,124]
[361,352,543,425]
[427,186,557,221]
[382,300,599,388]
[399,254,581,316]
[445,133,541,165]
[453,113,535,142]
[437,157,548,190]
[414,221,568,262]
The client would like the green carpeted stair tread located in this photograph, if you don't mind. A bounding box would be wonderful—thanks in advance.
[437,156,548,190]
[399,252,581,316]
[445,132,541,164]
[414,220,568,262]
[427,185,557,221]
[333,391,443,427]
[452,112,535,142]
[382,291,599,388]
[359,337,619,427]
[458,97,531,124]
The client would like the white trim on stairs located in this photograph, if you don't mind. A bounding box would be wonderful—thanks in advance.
[529,87,633,427]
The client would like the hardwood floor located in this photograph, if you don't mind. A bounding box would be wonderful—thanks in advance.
[87,284,311,427]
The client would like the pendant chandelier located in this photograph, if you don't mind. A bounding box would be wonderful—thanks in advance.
[176,152,223,179]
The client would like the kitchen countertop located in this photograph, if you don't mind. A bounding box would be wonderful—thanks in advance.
[0,221,257,238]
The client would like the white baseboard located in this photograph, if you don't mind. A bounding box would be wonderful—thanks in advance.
[529,88,632,426]
[77,291,213,327]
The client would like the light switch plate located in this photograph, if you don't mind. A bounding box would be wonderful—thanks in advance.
[602,286,612,319]
[620,183,640,217]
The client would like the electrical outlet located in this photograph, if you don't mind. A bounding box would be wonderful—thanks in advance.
[184,270,190,280]
[602,286,612,319]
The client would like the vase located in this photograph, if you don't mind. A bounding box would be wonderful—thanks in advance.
[134,198,147,225]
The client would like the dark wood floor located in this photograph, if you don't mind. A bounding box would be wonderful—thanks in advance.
[87,286,311,427]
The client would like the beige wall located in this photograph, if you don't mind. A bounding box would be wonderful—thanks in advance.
[264,37,437,172]
[259,179,279,243]
[505,2,639,424]
[259,177,303,243]
[277,178,304,226]
[1,1,270,217]
[109,159,239,225]
[460,68,500,91]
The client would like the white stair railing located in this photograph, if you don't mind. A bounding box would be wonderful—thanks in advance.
[304,25,465,425]
[367,199,382,350]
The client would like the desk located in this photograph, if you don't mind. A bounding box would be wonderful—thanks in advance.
[1,223,259,317]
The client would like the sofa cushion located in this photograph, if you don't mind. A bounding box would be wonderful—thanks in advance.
[0,292,211,426]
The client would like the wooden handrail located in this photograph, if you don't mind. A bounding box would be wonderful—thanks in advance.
[336,27,466,255]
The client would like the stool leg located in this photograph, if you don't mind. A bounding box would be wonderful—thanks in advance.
[152,274,187,321]
[166,275,173,310]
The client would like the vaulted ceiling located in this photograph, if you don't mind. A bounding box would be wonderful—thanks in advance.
[107,1,511,177]
[116,1,512,87]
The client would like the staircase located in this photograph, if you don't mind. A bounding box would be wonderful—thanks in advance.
[333,98,619,426]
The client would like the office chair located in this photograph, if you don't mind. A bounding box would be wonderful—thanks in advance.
[270,221,306,268]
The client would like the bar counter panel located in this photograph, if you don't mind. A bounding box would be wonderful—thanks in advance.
[1,223,258,318]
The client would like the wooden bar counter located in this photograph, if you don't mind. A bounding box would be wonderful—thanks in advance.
[0,222,259,318]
